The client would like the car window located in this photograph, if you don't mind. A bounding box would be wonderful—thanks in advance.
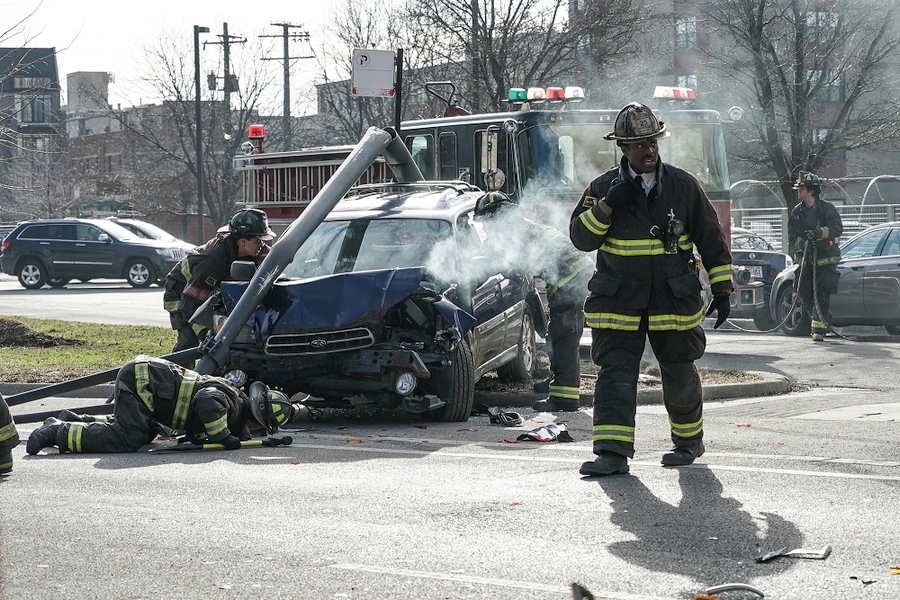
[76,225,103,241]
[94,220,140,240]
[841,228,886,259]
[46,224,75,240]
[732,232,773,251]
[19,225,49,239]
[881,228,900,257]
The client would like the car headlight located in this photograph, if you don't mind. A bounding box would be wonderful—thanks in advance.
[155,248,183,259]
[394,372,417,395]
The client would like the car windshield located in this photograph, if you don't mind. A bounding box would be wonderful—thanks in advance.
[732,231,774,251]
[93,220,141,240]
[282,218,453,279]
[122,220,178,242]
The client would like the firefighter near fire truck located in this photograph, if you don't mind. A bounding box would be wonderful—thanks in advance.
[570,102,734,477]
[787,171,843,342]
[473,191,594,412]
[163,209,277,353]
[25,355,299,455]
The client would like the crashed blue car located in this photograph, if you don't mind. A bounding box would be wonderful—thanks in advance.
[216,182,548,421]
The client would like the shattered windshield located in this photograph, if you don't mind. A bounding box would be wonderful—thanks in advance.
[283,218,453,279]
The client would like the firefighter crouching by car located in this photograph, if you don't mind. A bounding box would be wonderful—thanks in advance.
[570,102,733,477]
[1,393,20,475]
[26,355,299,455]
[473,191,594,412]
[163,208,276,352]
[787,171,843,342]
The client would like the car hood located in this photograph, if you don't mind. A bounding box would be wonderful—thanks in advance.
[220,266,476,342]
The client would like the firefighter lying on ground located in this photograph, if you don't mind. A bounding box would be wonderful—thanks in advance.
[26,355,299,455]
[473,191,594,412]
[163,208,277,353]
[1,393,20,475]
[787,171,843,342]
[570,102,733,477]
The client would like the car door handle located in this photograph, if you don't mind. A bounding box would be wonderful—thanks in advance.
[851,266,864,271]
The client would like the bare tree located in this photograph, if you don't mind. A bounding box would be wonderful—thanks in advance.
[695,0,900,207]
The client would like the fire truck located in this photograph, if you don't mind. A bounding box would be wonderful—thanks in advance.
[233,84,763,316]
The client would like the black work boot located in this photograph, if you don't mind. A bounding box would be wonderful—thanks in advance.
[26,418,65,455]
[57,409,95,422]
[661,440,705,466]
[532,397,580,412]
[0,449,12,476]
[579,451,629,476]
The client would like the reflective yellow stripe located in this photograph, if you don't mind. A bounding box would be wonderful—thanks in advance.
[0,421,17,444]
[585,312,642,331]
[648,308,704,331]
[708,263,733,285]
[817,256,840,266]
[179,257,192,280]
[601,235,693,257]
[163,299,181,312]
[134,359,155,412]
[592,424,635,443]
[549,385,581,400]
[811,319,827,329]
[579,209,608,236]
[171,372,199,430]
[205,414,228,438]
[67,423,84,453]
[670,417,703,439]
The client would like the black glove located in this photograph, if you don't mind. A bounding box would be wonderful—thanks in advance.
[705,294,731,329]
[219,435,241,450]
[601,183,632,213]
[803,229,817,241]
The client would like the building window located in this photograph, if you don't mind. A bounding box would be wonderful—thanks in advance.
[811,70,845,102]
[674,17,697,50]
[804,11,838,37]
[15,94,53,124]
[676,74,698,88]
[13,77,52,89]
[813,128,829,143]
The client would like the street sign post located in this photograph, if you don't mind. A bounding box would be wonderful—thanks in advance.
[351,49,396,97]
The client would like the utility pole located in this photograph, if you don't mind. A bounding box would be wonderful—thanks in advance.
[260,23,313,150]
[204,23,247,144]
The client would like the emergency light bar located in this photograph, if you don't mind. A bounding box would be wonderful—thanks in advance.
[653,86,696,101]
[506,86,585,108]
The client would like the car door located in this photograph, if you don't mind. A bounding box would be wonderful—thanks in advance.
[42,223,78,277]
[831,227,889,320]
[73,223,119,278]
[862,227,900,319]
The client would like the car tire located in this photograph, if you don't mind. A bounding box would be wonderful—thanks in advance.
[125,259,156,288]
[752,307,777,332]
[776,286,811,336]
[885,325,900,336]
[17,260,47,290]
[423,341,475,422]
[497,303,536,382]
[47,278,71,288]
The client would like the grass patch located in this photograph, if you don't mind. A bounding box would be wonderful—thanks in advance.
[0,317,176,383]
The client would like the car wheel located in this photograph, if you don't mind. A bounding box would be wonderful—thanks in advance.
[422,341,475,422]
[497,303,536,382]
[126,259,156,288]
[17,260,47,290]
[886,325,900,336]
[47,278,71,288]
[777,286,811,336]
[752,307,777,332]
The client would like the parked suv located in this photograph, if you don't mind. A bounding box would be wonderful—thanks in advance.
[213,182,549,422]
[0,218,189,289]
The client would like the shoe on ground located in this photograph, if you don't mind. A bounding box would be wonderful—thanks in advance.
[532,397,579,412]
[26,418,64,455]
[661,440,705,466]
[580,451,629,476]
[812,332,825,342]
[57,409,94,422]
[0,449,12,476]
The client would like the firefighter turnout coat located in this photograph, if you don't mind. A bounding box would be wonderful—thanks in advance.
[56,355,252,453]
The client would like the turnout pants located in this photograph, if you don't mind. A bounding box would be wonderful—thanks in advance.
[1,394,20,464]
[798,264,838,335]
[546,296,585,404]
[589,314,706,458]
[58,368,160,453]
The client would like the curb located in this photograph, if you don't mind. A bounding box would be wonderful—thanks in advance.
[474,370,792,409]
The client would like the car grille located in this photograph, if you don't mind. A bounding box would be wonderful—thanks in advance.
[264,327,375,356]
[172,249,188,259]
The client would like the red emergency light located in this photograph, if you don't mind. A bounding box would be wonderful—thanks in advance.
[248,124,266,139]
[653,86,696,101]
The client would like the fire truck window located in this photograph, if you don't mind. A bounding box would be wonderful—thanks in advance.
[475,130,513,194]
[557,136,575,185]
[439,133,457,180]
[408,135,435,179]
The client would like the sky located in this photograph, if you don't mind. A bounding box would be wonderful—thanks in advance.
[4,0,335,111]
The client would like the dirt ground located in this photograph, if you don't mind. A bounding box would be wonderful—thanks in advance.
[0,318,82,348]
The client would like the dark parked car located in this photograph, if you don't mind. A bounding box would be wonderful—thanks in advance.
[729,226,793,330]
[213,182,549,422]
[107,217,195,252]
[769,222,900,336]
[0,218,190,289]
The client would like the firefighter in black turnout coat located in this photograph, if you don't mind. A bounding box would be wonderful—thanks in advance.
[787,171,843,342]
[570,102,733,477]
[26,355,298,455]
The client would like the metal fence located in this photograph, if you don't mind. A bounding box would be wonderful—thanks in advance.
[732,204,900,252]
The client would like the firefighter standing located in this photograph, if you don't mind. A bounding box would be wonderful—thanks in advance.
[1,394,20,475]
[570,102,733,477]
[787,172,843,342]
[26,355,298,455]
[474,192,594,412]
[164,208,276,352]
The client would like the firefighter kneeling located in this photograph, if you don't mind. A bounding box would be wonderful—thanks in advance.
[26,355,299,455]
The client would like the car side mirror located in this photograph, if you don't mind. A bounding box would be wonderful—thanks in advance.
[230,260,256,281]
[98,233,110,243]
